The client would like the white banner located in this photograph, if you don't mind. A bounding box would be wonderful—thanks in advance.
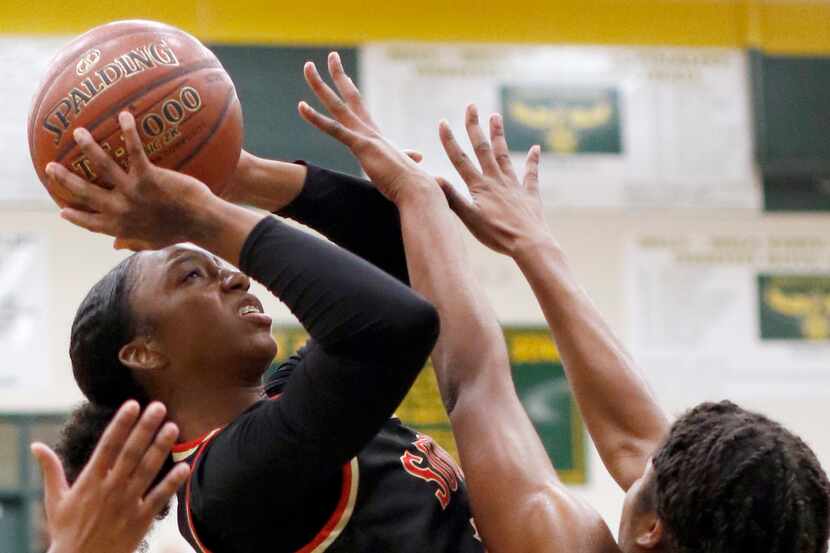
[626,234,830,401]
[0,233,49,390]
[0,37,66,204]
[361,43,760,209]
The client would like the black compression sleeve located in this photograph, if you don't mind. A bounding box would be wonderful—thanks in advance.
[278,164,410,284]
[189,216,438,549]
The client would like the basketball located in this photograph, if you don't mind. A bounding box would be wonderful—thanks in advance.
[27,19,243,205]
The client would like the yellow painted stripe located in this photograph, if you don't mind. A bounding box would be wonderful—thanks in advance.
[1,0,829,54]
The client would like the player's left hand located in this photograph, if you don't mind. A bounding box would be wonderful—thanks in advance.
[298,52,435,205]
[438,105,548,257]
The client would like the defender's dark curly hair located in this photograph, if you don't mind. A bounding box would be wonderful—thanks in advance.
[55,254,174,518]
[652,400,830,553]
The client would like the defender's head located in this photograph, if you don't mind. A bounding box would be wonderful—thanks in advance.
[618,400,830,553]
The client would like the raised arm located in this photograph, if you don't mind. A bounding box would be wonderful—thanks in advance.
[438,111,670,491]
[297,54,617,553]
[46,111,439,524]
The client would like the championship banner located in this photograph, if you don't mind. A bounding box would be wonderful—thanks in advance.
[270,326,586,484]
[626,234,830,402]
[361,43,759,209]
[0,233,49,390]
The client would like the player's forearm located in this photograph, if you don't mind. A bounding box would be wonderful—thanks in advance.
[513,237,669,490]
[224,153,306,211]
[396,184,510,411]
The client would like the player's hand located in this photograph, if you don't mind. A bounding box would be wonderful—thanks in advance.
[34,401,190,553]
[298,51,435,205]
[45,111,215,251]
[438,105,548,256]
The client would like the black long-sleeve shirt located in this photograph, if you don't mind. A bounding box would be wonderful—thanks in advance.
[176,166,483,553]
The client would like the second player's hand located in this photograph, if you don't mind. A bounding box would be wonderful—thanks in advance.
[35,401,190,553]
[438,106,548,257]
[298,52,436,206]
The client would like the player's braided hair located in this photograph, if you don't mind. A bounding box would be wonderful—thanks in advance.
[652,400,830,553]
[56,253,173,519]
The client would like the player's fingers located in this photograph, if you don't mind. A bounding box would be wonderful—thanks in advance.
[44,174,93,212]
[523,145,542,195]
[464,105,500,176]
[438,120,482,185]
[59,207,112,234]
[327,51,379,132]
[109,402,167,483]
[72,127,124,186]
[118,111,151,176]
[127,422,179,498]
[303,62,369,133]
[141,463,190,519]
[489,113,518,182]
[31,443,69,514]
[84,400,142,480]
[46,162,110,212]
[298,101,363,150]
[436,176,474,218]
[403,149,423,163]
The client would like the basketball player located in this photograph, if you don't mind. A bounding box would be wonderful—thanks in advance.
[299,53,830,553]
[47,108,484,552]
[34,401,189,553]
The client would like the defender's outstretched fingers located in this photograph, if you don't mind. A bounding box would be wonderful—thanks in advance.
[436,176,473,218]
[489,114,517,182]
[141,463,189,518]
[327,52,379,132]
[127,421,179,498]
[72,127,125,186]
[464,105,500,177]
[109,402,166,482]
[47,163,110,213]
[118,112,151,175]
[303,62,369,133]
[523,145,541,194]
[298,101,362,149]
[439,120,482,185]
[83,401,141,480]
[59,207,111,234]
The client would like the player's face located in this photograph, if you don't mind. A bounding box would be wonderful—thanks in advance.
[618,459,660,553]
[130,245,277,383]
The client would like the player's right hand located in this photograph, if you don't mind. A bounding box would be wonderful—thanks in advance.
[438,106,549,257]
[45,111,215,252]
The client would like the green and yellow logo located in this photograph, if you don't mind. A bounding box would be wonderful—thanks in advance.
[759,275,830,340]
[500,86,622,155]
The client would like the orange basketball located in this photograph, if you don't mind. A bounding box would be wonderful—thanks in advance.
[27,19,243,205]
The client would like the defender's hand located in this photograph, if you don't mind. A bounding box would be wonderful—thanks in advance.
[298,52,435,206]
[438,105,547,256]
[35,401,189,553]
[45,111,214,251]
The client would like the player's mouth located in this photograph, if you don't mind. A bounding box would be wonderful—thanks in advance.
[237,296,272,327]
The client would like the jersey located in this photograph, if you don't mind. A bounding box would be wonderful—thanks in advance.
[173,397,484,552]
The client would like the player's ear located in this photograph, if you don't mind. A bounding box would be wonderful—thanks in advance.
[119,336,167,371]
[635,516,664,549]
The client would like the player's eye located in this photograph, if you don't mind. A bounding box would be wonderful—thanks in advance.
[183,269,204,282]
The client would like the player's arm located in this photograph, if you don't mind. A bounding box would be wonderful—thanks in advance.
[298,56,618,553]
[221,55,411,283]
[438,110,670,491]
[35,401,189,553]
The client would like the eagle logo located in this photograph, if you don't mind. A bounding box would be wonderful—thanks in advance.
[501,86,621,155]
[507,98,614,153]
[763,278,830,340]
